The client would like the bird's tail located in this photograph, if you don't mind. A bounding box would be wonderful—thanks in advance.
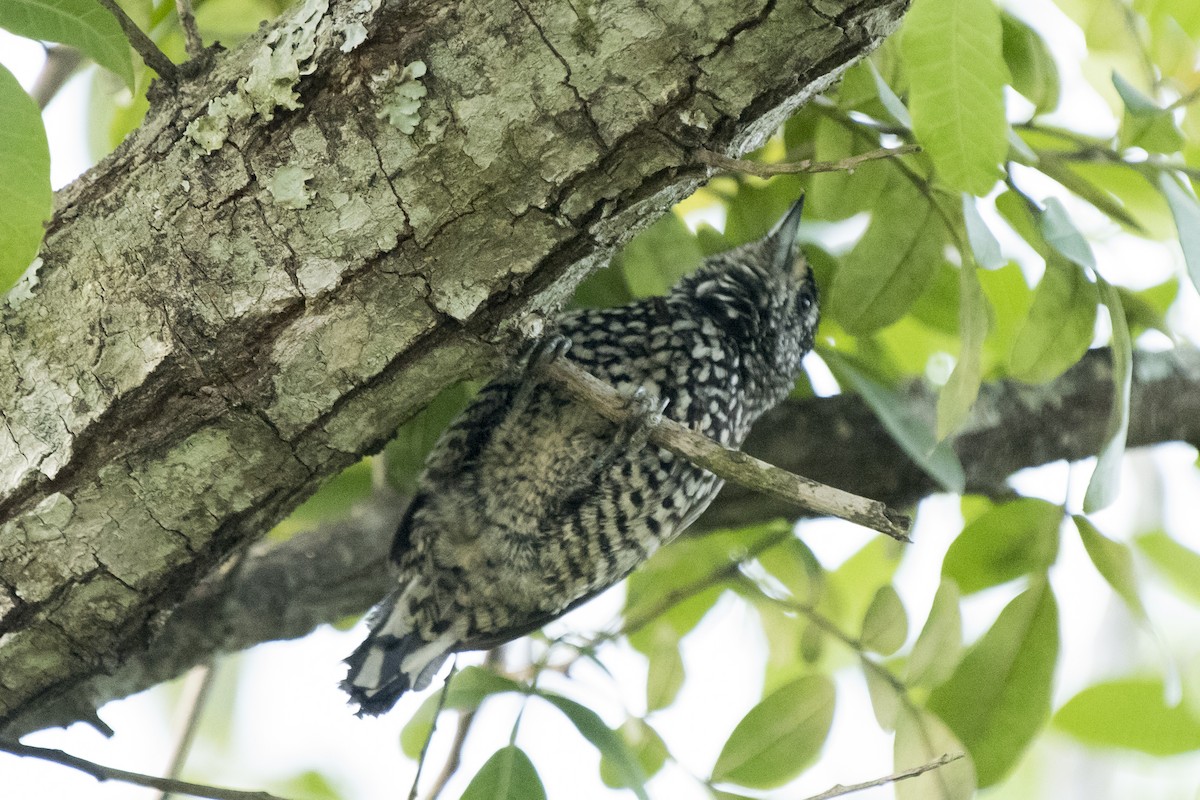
[341,587,454,716]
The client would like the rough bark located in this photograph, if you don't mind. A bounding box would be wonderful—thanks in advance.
[0,0,910,730]
[8,345,1200,737]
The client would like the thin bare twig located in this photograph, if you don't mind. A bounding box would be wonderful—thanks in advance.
[1167,85,1200,112]
[31,45,85,109]
[409,660,457,800]
[696,144,921,178]
[96,0,180,81]
[424,708,474,800]
[176,0,205,58]
[537,357,912,541]
[800,752,966,800]
[157,663,218,800]
[0,740,291,800]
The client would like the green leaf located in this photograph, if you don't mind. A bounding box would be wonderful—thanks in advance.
[711,675,836,789]
[600,719,669,789]
[613,211,704,298]
[271,770,342,800]
[1001,12,1060,113]
[1009,258,1097,383]
[1159,172,1200,295]
[942,498,1062,594]
[0,0,134,87]
[937,263,989,439]
[1072,515,1147,621]
[194,0,279,39]
[995,188,1040,245]
[978,263,1035,374]
[807,116,901,222]
[1054,678,1200,755]
[643,622,686,712]
[823,536,904,632]
[270,459,373,540]
[385,382,477,493]
[895,706,976,800]
[824,353,966,493]
[399,667,525,757]
[538,692,649,799]
[962,195,1004,270]
[907,578,963,688]
[927,580,1059,787]
[1118,277,1179,335]
[1134,531,1200,605]
[756,536,822,604]
[1038,197,1097,270]
[864,665,901,731]
[1119,109,1185,154]
[1113,71,1184,153]
[461,746,546,800]
[869,59,913,128]
[1036,157,1148,233]
[625,522,793,649]
[829,181,944,333]
[1111,71,1161,116]
[1082,279,1131,512]
[799,622,824,664]
[902,0,1009,195]
[722,178,806,247]
[0,65,51,294]
[860,585,907,656]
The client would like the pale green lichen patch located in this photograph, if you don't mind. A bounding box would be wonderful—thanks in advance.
[376,61,428,134]
[340,21,367,52]
[267,164,315,209]
[186,0,330,153]
[5,258,42,310]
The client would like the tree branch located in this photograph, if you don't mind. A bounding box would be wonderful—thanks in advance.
[800,752,965,800]
[695,144,921,177]
[31,46,85,109]
[96,0,180,81]
[0,0,909,730]
[6,346,1199,737]
[0,740,292,800]
[176,0,205,59]
[538,355,912,540]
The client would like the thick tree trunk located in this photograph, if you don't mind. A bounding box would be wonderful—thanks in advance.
[0,0,909,731]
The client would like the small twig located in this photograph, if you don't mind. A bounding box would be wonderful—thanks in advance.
[31,45,85,109]
[538,358,912,541]
[799,752,965,800]
[0,740,291,800]
[696,144,921,178]
[424,649,499,800]
[96,0,180,81]
[409,660,457,800]
[1167,85,1200,112]
[424,708,475,800]
[176,0,205,58]
[157,663,218,800]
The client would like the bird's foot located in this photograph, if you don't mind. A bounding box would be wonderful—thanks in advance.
[615,386,669,451]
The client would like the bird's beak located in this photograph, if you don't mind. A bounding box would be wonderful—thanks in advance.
[769,196,805,277]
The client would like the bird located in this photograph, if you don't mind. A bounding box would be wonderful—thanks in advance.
[343,198,819,715]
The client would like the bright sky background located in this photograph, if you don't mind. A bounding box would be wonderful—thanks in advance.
[4,2,1200,798]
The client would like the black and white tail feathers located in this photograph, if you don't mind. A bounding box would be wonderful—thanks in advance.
[341,587,453,717]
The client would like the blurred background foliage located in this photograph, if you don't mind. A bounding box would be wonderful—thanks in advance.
[5,0,1200,797]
